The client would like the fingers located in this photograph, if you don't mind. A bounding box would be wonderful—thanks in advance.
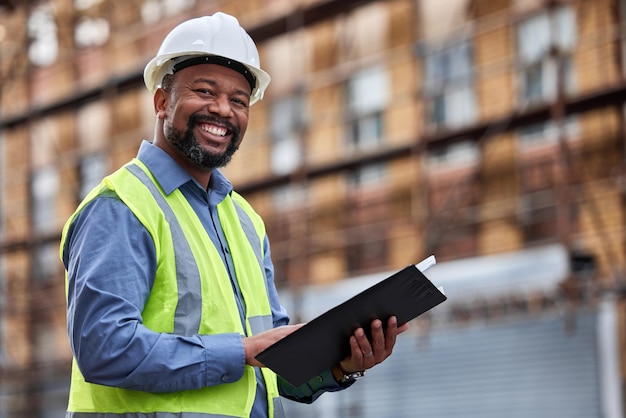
[353,317,402,366]
[343,330,376,373]
[352,326,377,367]
[370,319,386,362]
[340,317,409,373]
[397,322,410,334]
[244,324,305,367]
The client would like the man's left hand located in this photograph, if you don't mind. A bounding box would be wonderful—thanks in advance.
[338,316,409,374]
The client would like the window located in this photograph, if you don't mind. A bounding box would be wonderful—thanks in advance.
[427,140,480,170]
[423,39,477,130]
[33,243,60,283]
[343,195,390,275]
[74,0,103,8]
[31,166,59,234]
[346,67,389,187]
[74,17,110,48]
[270,96,304,176]
[517,116,580,149]
[516,6,578,148]
[518,191,559,243]
[271,184,306,210]
[347,67,388,152]
[347,164,386,189]
[141,0,196,24]
[31,166,61,283]
[28,3,58,66]
[516,149,565,244]
[516,6,576,106]
[79,153,108,199]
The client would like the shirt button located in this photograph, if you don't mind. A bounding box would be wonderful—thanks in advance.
[221,374,229,382]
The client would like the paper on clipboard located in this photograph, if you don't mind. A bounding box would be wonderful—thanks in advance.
[255,256,446,387]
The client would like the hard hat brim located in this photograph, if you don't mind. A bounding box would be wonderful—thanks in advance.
[144,51,271,105]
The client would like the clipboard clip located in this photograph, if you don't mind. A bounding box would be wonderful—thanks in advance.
[415,255,436,272]
[415,255,445,295]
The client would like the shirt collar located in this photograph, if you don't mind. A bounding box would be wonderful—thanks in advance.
[136,140,233,197]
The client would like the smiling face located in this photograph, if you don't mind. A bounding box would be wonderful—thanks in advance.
[153,63,252,186]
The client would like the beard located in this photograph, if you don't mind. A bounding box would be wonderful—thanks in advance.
[166,114,240,170]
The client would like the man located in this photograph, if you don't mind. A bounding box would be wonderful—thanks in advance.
[61,12,407,417]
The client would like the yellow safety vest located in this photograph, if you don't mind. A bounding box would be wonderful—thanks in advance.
[60,159,283,418]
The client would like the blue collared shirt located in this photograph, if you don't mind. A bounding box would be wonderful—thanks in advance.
[62,141,347,416]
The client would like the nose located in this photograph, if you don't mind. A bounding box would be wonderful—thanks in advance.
[207,95,233,118]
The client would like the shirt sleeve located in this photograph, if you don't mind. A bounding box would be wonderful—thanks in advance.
[62,195,245,393]
[278,370,354,404]
[260,236,353,402]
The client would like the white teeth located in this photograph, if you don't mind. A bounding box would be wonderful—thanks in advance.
[200,124,227,136]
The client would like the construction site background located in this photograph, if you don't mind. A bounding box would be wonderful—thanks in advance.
[0,0,625,416]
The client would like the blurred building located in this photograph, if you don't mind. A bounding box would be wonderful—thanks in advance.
[0,0,624,416]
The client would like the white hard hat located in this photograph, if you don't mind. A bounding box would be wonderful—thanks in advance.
[143,12,271,105]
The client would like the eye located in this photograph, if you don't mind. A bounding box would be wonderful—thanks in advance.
[231,97,249,108]
[194,88,216,97]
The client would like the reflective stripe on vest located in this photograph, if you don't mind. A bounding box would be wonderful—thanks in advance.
[62,160,283,417]
[66,399,286,418]
[126,164,202,336]
[67,412,239,417]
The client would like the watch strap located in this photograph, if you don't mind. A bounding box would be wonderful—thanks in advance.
[332,364,366,383]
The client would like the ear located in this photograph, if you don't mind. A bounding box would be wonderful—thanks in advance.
[154,88,169,119]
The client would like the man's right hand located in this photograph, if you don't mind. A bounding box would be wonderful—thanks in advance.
[243,324,304,367]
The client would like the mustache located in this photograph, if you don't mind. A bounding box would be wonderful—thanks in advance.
[188,113,239,138]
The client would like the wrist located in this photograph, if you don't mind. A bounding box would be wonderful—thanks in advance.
[331,364,345,382]
[332,363,366,384]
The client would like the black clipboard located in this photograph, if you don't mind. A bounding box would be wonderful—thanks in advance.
[255,259,446,387]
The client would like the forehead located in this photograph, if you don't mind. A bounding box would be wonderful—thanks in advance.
[174,63,252,94]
